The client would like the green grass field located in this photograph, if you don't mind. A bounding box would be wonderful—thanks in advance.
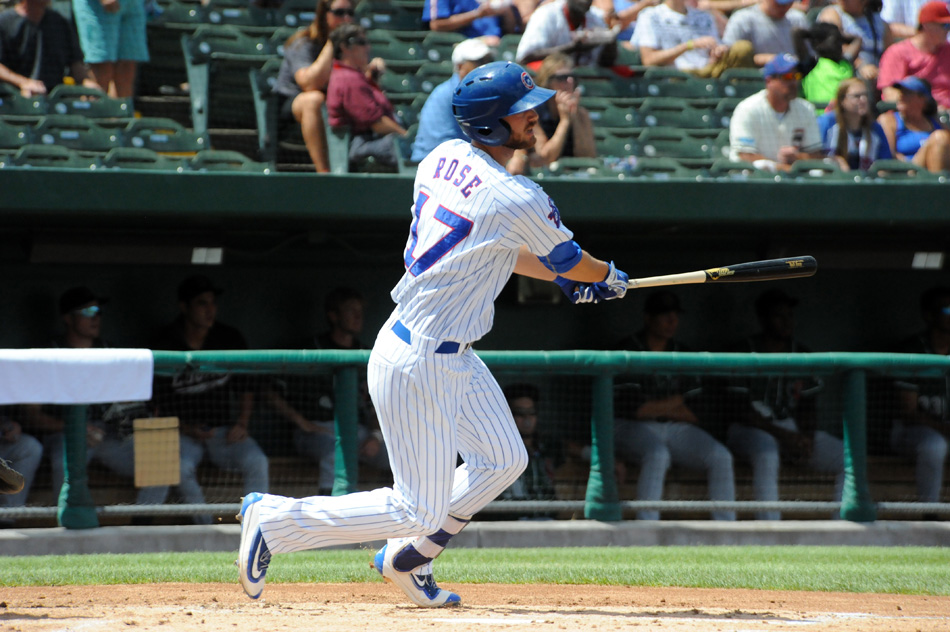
[2,546,948,595]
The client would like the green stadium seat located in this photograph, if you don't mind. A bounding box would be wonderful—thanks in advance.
[0,90,47,122]
[370,36,426,73]
[415,61,453,94]
[630,156,694,178]
[867,159,941,181]
[718,68,764,99]
[534,157,617,180]
[124,116,211,156]
[249,59,280,164]
[637,126,717,169]
[614,44,641,67]
[47,84,134,119]
[101,147,186,171]
[378,71,422,94]
[574,66,637,99]
[707,157,775,180]
[275,0,316,28]
[327,123,351,174]
[393,123,418,175]
[496,33,522,63]
[11,143,100,169]
[421,31,466,64]
[140,0,204,95]
[394,93,426,128]
[355,0,424,31]
[641,67,718,99]
[584,97,640,128]
[188,149,273,172]
[181,25,278,133]
[0,118,32,150]
[639,97,715,129]
[202,0,275,33]
[596,128,641,157]
[32,115,121,152]
[714,97,743,129]
[786,159,860,181]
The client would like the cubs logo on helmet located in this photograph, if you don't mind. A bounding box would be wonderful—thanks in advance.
[521,72,534,90]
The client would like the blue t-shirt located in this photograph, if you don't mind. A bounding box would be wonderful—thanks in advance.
[422,0,502,39]
[817,111,891,170]
[893,111,941,159]
[410,74,467,162]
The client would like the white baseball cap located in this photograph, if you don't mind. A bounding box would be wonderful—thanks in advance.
[451,38,494,66]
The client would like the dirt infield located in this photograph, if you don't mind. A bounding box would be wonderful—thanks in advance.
[2,584,949,631]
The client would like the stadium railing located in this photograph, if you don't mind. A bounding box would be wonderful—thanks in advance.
[6,350,949,528]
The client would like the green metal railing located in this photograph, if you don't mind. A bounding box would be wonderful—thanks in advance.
[47,350,950,528]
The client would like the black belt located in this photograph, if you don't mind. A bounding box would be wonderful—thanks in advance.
[392,320,469,354]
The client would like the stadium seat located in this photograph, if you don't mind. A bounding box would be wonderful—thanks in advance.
[202,0,275,33]
[275,0,316,28]
[496,33,522,63]
[123,117,211,156]
[10,143,100,169]
[370,35,426,73]
[718,68,764,99]
[713,97,743,129]
[393,123,418,175]
[630,156,694,178]
[534,157,616,180]
[415,62,453,94]
[140,0,203,95]
[32,115,121,153]
[394,93,426,128]
[0,90,47,122]
[641,67,717,99]
[596,128,641,157]
[584,97,640,128]
[707,157,775,180]
[639,97,715,130]
[249,59,280,164]
[188,149,273,172]
[269,27,299,57]
[421,31,466,63]
[867,159,941,181]
[326,123,351,174]
[355,0,424,31]
[0,118,32,150]
[181,25,278,133]
[637,126,717,169]
[101,147,186,171]
[614,44,641,67]
[574,66,637,99]
[786,159,860,181]
[377,71,422,95]
[47,84,134,119]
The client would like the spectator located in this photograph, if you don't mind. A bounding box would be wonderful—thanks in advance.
[274,0,358,173]
[817,0,893,84]
[632,0,754,77]
[881,0,931,39]
[722,0,809,67]
[327,24,407,173]
[149,275,269,525]
[423,0,521,45]
[528,53,597,167]
[725,289,844,520]
[890,286,950,504]
[516,0,619,68]
[818,76,893,170]
[410,37,494,163]
[21,286,114,494]
[498,383,557,502]
[599,0,663,43]
[0,407,42,523]
[612,290,736,521]
[729,53,824,170]
[793,22,855,106]
[877,1,950,111]
[266,287,388,494]
[0,0,100,96]
[877,76,950,172]
[71,0,149,98]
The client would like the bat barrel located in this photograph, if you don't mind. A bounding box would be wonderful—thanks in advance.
[706,256,817,283]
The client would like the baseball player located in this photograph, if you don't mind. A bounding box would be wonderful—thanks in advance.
[238,61,630,607]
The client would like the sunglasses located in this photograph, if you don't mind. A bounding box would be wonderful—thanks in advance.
[329,7,355,16]
[771,71,803,81]
[549,73,576,82]
[73,305,101,318]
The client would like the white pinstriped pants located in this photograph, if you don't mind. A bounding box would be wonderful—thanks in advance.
[256,317,528,554]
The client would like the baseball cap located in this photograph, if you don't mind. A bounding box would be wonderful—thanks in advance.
[892,76,933,97]
[644,290,683,315]
[762,53,799,78]
[451,38,494,66]
[774,0,795,6]
[59,286,109,314]
[918,0,950,24]
[755,288,799,317]
[178,274,223,303]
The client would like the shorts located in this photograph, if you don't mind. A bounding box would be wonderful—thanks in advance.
[72,0,150,64]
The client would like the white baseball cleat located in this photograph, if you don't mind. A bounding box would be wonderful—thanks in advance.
[373,540,461,608]
[237,492,271,600]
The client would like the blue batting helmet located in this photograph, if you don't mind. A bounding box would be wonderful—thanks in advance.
[452,61,555,147]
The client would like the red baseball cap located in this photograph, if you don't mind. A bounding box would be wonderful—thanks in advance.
[918,1,950,24]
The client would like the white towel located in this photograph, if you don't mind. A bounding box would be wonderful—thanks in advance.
[0,348,154,405]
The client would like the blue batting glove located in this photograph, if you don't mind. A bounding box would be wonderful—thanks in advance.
[554,276,581,304]
[601,261,629,300]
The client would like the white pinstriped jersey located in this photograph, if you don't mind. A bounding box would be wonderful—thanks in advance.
[392,139,573,344]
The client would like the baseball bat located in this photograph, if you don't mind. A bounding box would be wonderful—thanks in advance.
[626,256,817,290]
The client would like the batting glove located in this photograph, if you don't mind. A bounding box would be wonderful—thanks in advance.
[599,261,629,301]
[554,276,583,304]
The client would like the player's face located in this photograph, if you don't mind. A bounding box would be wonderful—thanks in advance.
[509,396,538,436]
[182,291,218,331]
[65,302,102,341]
[502,108,539,150]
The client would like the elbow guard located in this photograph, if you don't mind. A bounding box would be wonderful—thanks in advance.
[538,240,583,274]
